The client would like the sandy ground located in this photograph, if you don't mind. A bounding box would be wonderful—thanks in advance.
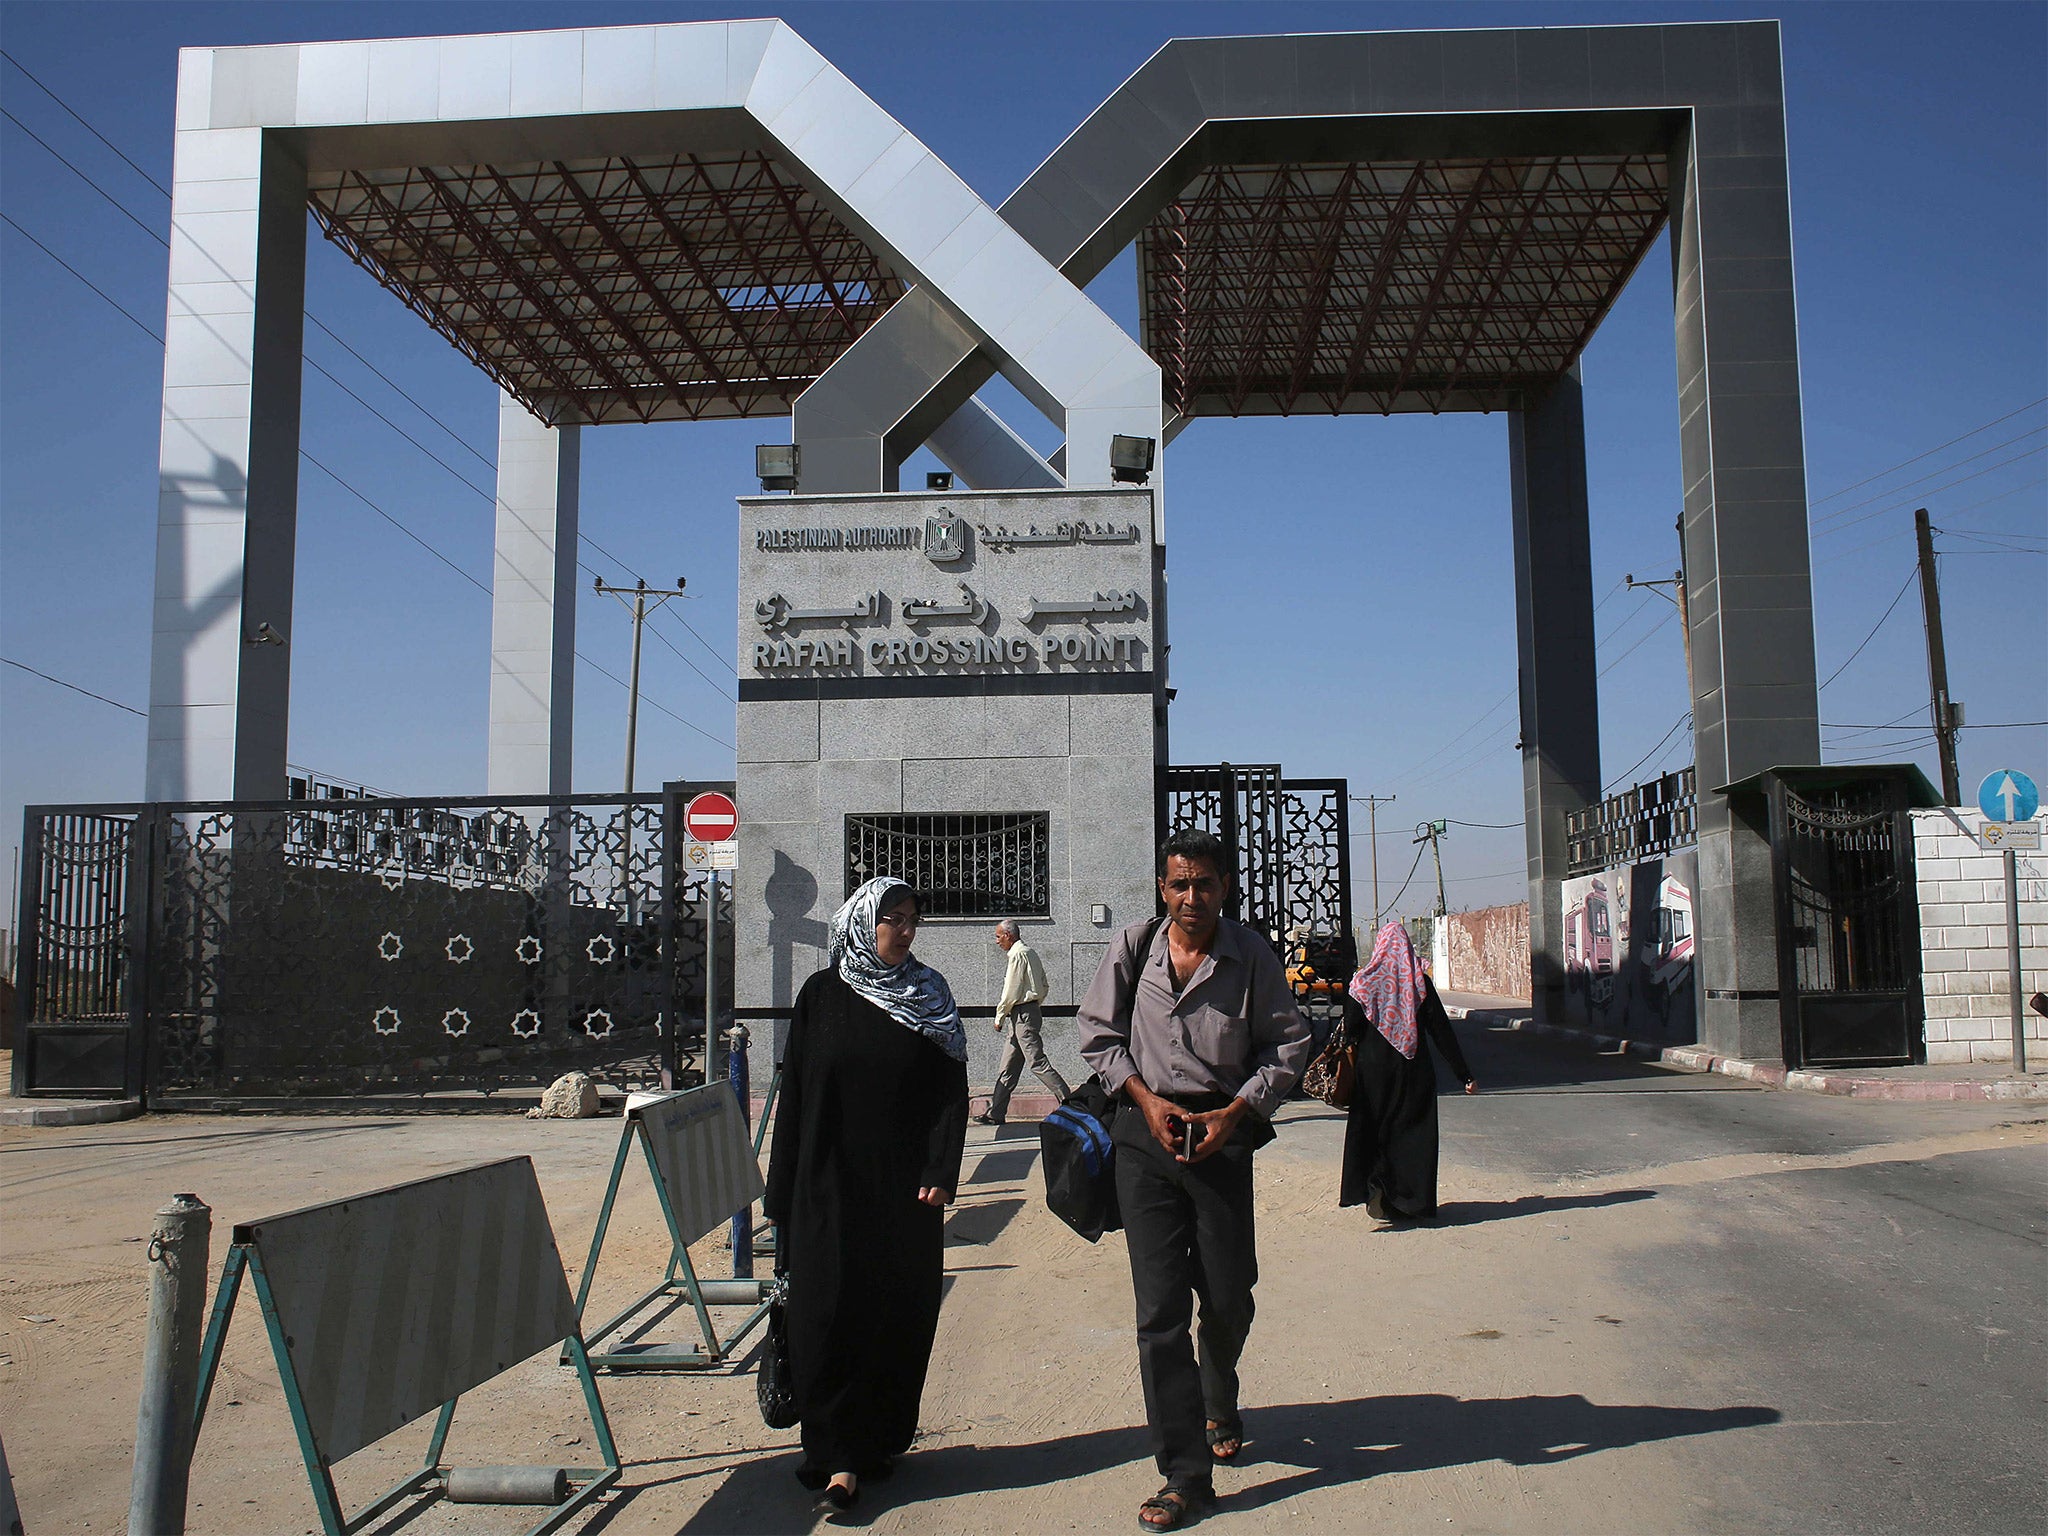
[3,1096,2042,1536]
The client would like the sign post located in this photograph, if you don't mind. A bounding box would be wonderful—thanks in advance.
[683,794,739,1087]
[1977,770,2040,1073]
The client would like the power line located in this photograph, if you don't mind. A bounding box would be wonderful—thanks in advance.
[1446,818,1522,829]
[1596,607,1675,679]
[5,83,742,690]
[5,204,736,753]
[1380,842,1430,914]
[1810,425,2047,531]
[1,49,169,194]
[2,656,146,716]
[1806,396,2047,508]
[1816,566,1917,690]
[1605,710,1692,793]
[1,211,163,342]
[1810,444,2048,540]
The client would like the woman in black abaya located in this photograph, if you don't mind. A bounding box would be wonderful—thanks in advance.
[1338,923,1477,1223]
[762,877,969,1514]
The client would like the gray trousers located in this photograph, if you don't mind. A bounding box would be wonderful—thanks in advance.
[986,1002,1072,1115]
[1113,1099,1257,1492]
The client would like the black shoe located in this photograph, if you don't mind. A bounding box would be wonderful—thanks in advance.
[816,1481,859,1516]
[973,1109,1004,1127]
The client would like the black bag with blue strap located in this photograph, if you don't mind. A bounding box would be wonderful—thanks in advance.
[1039,1074,1122,1242]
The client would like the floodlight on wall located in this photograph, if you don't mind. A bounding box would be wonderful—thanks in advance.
[755,443,800,492]
[1109,434,1156,484]
[927,471,954,491]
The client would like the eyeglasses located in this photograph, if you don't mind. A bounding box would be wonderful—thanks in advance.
[877,911,921,931]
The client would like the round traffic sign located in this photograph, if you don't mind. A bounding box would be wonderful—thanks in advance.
[1977,769,2039,824]
[683,791,739,842]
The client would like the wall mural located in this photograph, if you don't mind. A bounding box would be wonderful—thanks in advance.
[1560,848,1699,1042]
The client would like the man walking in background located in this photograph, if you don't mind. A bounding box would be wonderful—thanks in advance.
[975,919,1071,1126]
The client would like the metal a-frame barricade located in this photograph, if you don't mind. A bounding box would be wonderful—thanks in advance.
[574,1080,774,1370]
[191,1157,618,1536]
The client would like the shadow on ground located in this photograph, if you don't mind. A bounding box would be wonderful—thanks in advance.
[1430,1188,1656,1226]
[599,1391,1779,1532]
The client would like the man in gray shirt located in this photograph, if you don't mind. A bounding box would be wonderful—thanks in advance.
[1078,829,1312,1531]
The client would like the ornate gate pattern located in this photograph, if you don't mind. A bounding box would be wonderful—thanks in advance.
[1156,765,1352,956]
[14,787,733,1105]
[1767,773,1923,1068]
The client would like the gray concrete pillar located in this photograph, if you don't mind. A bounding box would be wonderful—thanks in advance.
[1510,364,1601,1024]
[486,393,580,795]
[145,128,306,801]
[1672,94,1821,1062]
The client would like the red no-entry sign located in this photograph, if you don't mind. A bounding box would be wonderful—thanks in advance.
[683,791,739,843]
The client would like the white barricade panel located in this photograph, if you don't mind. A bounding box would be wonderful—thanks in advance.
[236,1156,578,1463]
[633,1083,764,1247]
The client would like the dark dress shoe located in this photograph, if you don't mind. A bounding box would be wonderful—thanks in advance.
[816,1481,859,1514]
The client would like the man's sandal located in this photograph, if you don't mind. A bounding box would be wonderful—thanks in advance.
[1137,1484,1211,1531]
[1206,1419,1243,1462]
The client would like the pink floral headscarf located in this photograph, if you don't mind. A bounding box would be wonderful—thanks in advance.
[1347,922,1426,1059]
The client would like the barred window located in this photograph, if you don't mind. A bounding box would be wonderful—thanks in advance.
[844,813,1050,919]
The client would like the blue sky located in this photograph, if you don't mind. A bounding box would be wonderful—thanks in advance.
[1,1,2043,924]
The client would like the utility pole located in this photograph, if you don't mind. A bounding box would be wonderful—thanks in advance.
[1351,793,1396,937]
[594,576,689,915]
[1913,509,1962,804]
[1626,559,1692,700]
[1414,819,1449,917]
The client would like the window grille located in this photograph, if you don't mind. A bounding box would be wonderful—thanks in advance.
[844,813,1050,919]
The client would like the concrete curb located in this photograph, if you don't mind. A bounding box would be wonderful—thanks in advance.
[0,1097,144,1127]
[1458,1010,2048,1104]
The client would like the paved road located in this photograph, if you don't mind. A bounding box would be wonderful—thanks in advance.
[1291,1012,2048,1536]
[2,1016,2042,1534]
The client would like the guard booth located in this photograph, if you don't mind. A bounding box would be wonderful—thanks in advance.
[1723,765,1942,1069]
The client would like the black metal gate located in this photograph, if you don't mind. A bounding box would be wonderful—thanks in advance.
[10,810,147,1096]
[1155,765,1353,958]
[12,784,733,1107]
[1763,768,1925,1067]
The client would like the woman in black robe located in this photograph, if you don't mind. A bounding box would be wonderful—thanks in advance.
[1338,923,1477,1222]
[762,877,969,1513]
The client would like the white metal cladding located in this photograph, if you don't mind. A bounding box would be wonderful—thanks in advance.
[632,1082,764,1246]
[150,18,1158,800]
[234,1156,578,1464]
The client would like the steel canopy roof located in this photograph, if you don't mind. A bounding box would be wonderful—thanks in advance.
[1136,153,1669,419]
[309,150,909,427]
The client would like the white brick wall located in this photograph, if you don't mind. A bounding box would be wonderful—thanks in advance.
[1914,808,2047,1064]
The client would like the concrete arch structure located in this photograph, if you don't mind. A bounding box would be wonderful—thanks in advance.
[796,22,1819,1058]
[147,19,1158,803]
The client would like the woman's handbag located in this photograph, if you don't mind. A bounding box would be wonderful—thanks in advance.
[756,1273,799,1429]
[1300,1024,1356,1109]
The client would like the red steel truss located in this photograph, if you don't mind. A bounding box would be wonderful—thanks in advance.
[1138,155,1670,418]
[309,152,908,426]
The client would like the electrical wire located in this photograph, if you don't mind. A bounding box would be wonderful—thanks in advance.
[1816,566,1918,691]
[1805,397,2047,508]
[1810,444,2048,540]
[1379,842,1430,914]
[1809,426,2047,531]
[3,74,739,691]
[1605,710,1692,793]
[3,205,736,752]
[2,656,146,716]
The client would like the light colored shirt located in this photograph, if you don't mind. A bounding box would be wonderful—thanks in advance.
[1077,916,1312,1122]
[997,938,1050,1022]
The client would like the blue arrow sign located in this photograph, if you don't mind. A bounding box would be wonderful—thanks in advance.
[1977,769,2039,824]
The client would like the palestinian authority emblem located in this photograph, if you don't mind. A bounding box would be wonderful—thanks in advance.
[924,509,968,563]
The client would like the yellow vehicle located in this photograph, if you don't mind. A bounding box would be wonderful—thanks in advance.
[1286,932,1356,997]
